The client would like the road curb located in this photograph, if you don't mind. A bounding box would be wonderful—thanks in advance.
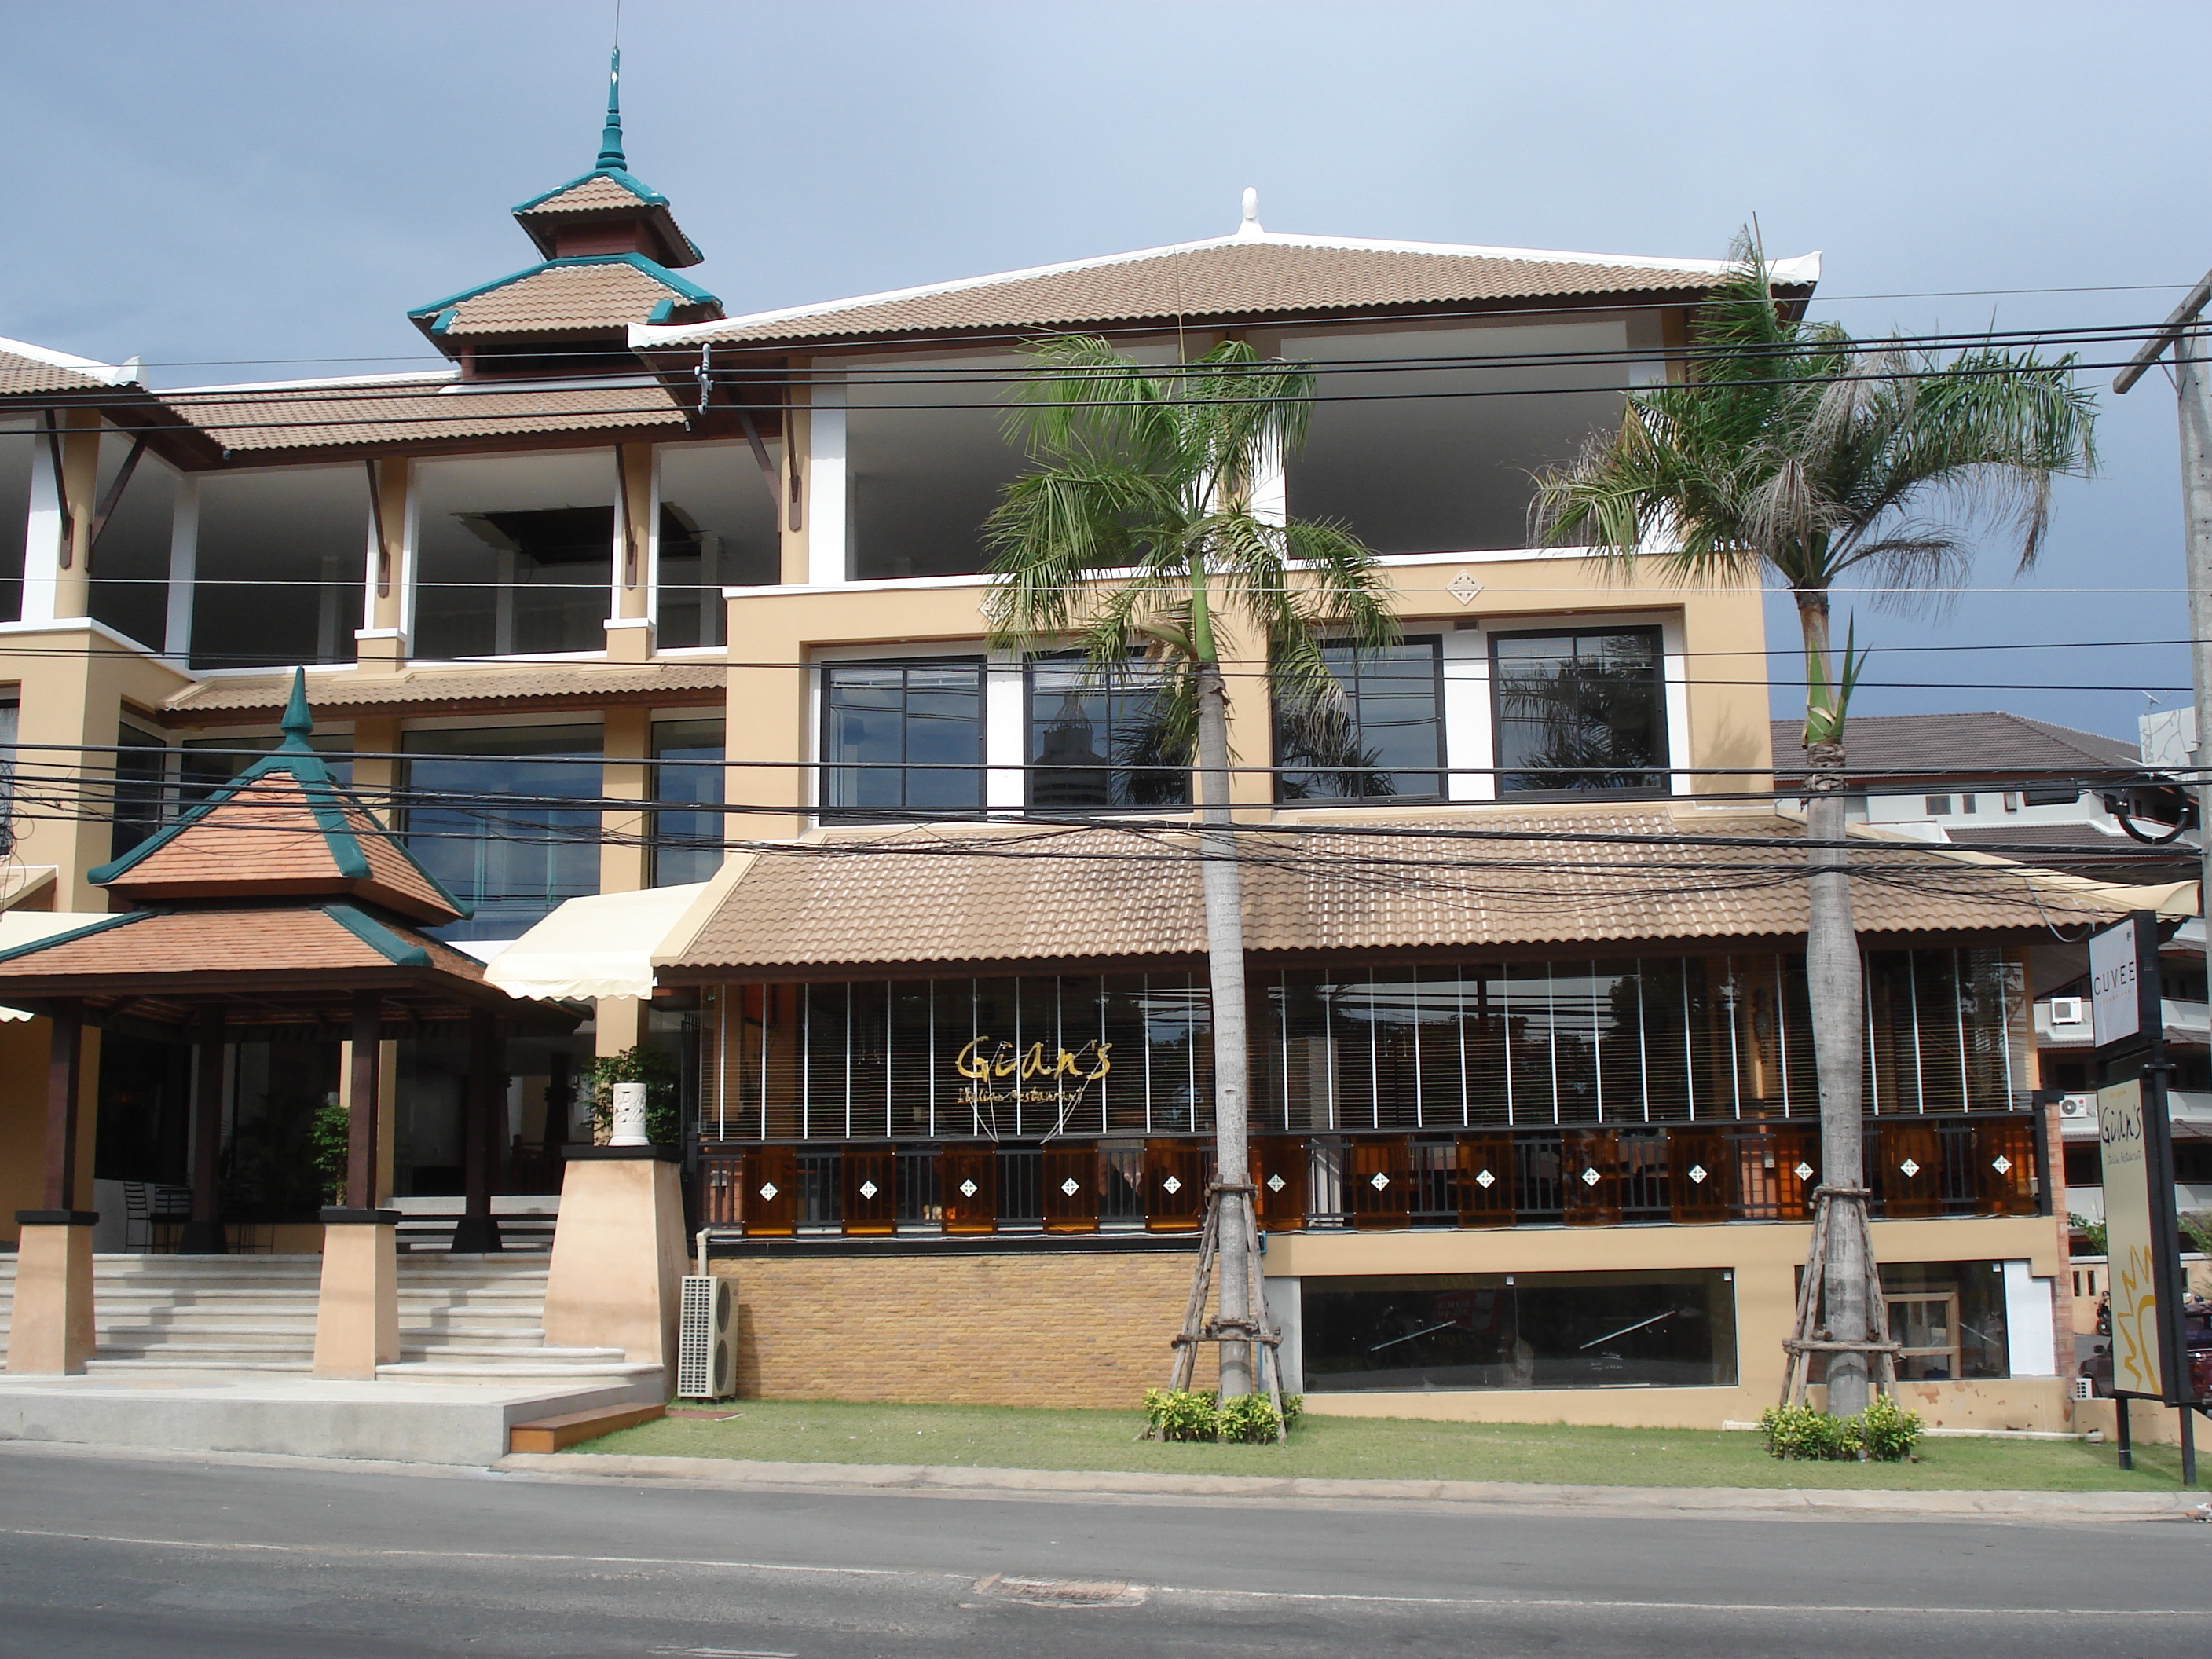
[496,1451,2211,1519]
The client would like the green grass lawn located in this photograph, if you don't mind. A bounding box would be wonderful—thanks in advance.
[576,1400,2202,1493]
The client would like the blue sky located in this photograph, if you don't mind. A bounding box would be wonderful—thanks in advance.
[3,0,2204,740]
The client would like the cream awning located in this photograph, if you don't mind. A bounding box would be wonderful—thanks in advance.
[485,883,713,1002]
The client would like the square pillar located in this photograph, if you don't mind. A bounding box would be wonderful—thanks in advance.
[315,992,397,1379]
[544,1148,685,1385]
[451,1010,505,1255]
[6,1218,96,1374]
[180,1007,227,1254]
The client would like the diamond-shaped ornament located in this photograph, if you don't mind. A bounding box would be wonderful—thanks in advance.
[958,1178,979,1198]
[1266,1173,1286,1192]
[756,1182,778,1201]
[1060,1177,1081,1197]
[1688,1163,1708,1185]
[1370,1170,1391,1190]
[858,1180,878,1199]
[1448,569,1485,606]
[1794,1161,1815,1181]
[1474,1168,1496,1188]
[1991,1155,2012,1175]
[1582,1166,1602,1187]
[1899,1158,1921,1177]
[1162,1174,1182,1195]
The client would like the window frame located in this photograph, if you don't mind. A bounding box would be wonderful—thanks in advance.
[818,655,989,822]
[1022,650,1192,813]
[1271,635,1448,805]
[1486,622,1671,799]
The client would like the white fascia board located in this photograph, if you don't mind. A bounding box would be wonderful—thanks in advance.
[0,334,140,386]
[163,367,461,395]
[635,234,1822,350]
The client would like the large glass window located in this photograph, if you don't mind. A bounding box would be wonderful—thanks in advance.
[1282,322,1638,555]
[413,452,615,660]
[656,442,780,648]
[1026,654,1189,810]
[192,466,367,670]
[87,440,178,651]
[0,416,31,622]
[1301,1269,1738,1392]
[1275,638,1445,802]
[1810,1261,2012,1382]
[843,352,1027,580]
[1491,626,1668,793]
[403,725,602,940]
[653,717,725,887]
[821,660,984,819]
[110,724,171,862]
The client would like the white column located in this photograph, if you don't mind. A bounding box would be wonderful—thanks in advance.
[1249,434,1286,526]
[1661,615,1691,797]
[20,444,63,625]
[1441,627,1494,802]
[807,378,848,585]
[985,652,1026,813]
[162,475,199,662]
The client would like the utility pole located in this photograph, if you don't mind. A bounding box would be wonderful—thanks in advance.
[2112,269,2212,1485]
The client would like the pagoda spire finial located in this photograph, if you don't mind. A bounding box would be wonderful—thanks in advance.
[596,47,627,170]
[279,668,314,751]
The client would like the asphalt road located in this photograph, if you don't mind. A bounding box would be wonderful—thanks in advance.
[0,1444,2206,1659]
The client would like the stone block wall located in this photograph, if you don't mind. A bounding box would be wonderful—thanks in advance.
[711,1248,1214,1408]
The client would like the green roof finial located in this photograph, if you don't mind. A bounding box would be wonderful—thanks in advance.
[279,668,314,751]
[596,48,626,170]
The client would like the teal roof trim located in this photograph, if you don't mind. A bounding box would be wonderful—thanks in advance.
[0,910,152,967]
[512,166,669,215]
[320,904,434,969]
[407,254,719,324]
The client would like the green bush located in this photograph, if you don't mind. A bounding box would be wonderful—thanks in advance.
[1856,1393,1924,1462]
[310,1098,350,1206]
[1143,1387,1299,1443]
[583,1045,682,1147]
[1759,1397,1923,1462]
[2180,1211,2212,1258]
[2069,1213,2108,1256]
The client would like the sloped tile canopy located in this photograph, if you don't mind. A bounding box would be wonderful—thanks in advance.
[661,808,2191,980]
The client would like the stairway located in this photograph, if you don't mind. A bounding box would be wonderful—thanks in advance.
[0,1254,661,1386]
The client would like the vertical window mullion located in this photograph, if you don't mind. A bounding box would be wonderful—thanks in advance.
[1724,958,1741,1119]
[1774,955,1790,1115]
[1635,963,1650,1123]
[1907,949,1925,1115]
[1680,960,1694,1121]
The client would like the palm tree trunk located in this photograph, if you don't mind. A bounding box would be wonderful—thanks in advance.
[1195,657,1255,1399]
[1798,599,1870,1416]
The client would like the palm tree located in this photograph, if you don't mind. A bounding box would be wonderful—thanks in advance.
[1533,233,2096,1415]
[983,335,1394,1397]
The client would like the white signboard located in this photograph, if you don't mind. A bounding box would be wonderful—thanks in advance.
[2089,920,2142,1046]
[2097,1078,2163,1398]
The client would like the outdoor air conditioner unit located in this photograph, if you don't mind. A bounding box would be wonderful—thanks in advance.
[677,1273,736,1400]
[2059,1094,2096,1121]
[2048,997,2087,1027]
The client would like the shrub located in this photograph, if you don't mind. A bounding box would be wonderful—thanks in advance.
[1217,1392,1282,1444]
[2070,1213,2108,1256]
[2180,1211,2212,1258]
[309,1097,350,1206]
[1760,1396,1924,1462]
[1856,1393,1924,1462]
[583,1045,682,1147]
[1143,1387,1298,1443]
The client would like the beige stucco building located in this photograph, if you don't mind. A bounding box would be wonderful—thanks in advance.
[0,71,2181,1430]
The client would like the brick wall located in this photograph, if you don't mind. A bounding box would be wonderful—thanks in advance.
[712,1249,1216,1408]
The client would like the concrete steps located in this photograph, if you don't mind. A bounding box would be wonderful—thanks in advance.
[0,1253,657,1385]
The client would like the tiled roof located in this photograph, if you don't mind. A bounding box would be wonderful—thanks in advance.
[1771,712,2141,782]
[0,905,486,991]
[644,233,1809,352]
[1943,824,2203,882]
[422,257,720,339]
[163,660,727,722]
[668,807,2162,976]
[520,173,660,215]
[91,739,463,925]
[0,346,111,396]
[161,376,685,453]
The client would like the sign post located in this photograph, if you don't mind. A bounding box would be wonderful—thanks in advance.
[2089,913,2193,1478]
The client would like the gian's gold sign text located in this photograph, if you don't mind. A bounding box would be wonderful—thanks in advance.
[952,1038,1113,1082]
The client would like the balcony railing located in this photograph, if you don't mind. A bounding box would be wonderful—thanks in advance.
[695,1113,2042,1238]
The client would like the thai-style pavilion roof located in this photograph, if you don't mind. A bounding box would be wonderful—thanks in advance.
[90,674,464,925]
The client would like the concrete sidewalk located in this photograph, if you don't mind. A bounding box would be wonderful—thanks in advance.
[500,1448,2212,1521]
[0,1369,662,1465]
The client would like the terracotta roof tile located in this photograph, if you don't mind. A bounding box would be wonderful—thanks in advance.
[163,660,726,721]
[163,379,683,453]
[1771,712,2141,782]
[668,237,1772,350]
[520,174,658,215]
[671,809,2158,974]
[441,262,698,337]
[0,907,478,980]
[0,348,110,396]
